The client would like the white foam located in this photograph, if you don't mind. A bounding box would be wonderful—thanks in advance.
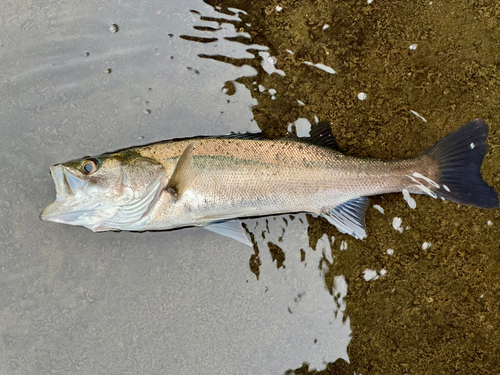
[317,234,333,263]
[409,44,418,50]
[373,204,384,214]
[286,49,294,55]
[275,5,282,12]
[387,249,394,255]
[402,189,416,209]
[392,217,403,233]
[259,51,285,76]
[487,220,493,227]
[322,24,330,30]
[410,110,427,122]
[258,84,266,92]
[422,242,431,250]
[407,172,439,198]
[340,241,348,251]
[303,61,336,74]
[357,92,367,100]
[379,269,387,277]
[470,142,475,149]
[363,269,378,281]
[294,118,312,137]
[297,100,305,106]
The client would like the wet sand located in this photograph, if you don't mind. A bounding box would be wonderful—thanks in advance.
[209,0,500,373]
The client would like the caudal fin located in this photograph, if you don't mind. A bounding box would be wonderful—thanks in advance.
[421,118,498,208]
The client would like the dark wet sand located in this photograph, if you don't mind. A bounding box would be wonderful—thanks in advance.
[210,0,500,373]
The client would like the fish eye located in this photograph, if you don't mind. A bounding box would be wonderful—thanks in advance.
[81,158,100,174]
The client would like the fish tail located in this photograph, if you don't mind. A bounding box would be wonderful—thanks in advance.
[420,118,498,208]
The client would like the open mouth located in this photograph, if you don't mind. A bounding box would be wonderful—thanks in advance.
[40,164,165,231]
[40,165,97,224]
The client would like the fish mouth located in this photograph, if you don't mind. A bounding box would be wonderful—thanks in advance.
[40,165,99,226]
[40,164,165,231]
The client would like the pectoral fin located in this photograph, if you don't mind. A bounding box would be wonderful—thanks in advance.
[203,220,253,247]
[166,142,194,199]
[322,197,370,239]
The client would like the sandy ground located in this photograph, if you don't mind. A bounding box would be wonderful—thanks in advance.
[209,0,500,373]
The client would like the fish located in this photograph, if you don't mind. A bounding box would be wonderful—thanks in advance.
[40,118,498,246]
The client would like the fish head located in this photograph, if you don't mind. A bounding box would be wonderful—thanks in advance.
[40,150,165,231]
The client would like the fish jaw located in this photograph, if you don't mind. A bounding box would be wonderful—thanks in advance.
[40,164,116,231]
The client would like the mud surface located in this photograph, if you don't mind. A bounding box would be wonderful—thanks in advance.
[209,0,500,373]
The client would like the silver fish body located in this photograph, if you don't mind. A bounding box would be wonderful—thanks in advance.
[41,120,498,244]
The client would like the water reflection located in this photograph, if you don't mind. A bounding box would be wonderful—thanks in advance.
[1,0,350,373]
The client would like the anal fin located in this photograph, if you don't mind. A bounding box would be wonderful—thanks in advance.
[321,197,370,239]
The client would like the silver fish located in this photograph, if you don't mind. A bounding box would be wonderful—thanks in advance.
[40,119,498,245]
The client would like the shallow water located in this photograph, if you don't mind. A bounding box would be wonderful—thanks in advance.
[0,1,351,374]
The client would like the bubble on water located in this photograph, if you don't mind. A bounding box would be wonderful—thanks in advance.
[143,109,151,114]
[109,24,119,33]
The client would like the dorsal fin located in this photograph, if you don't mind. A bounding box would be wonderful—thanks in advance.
[223,131,267,140]
[308,121,338,149]
[286,121,339,150]
[221,122,338,150]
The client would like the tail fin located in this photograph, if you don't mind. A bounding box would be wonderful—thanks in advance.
[421,118,498,208]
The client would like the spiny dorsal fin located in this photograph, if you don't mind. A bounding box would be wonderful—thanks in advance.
[166,142,194,199]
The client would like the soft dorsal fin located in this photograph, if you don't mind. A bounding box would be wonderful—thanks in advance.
[223,131,267,140]
[285,121,338,150]
[166,142,195,199]
[308,121,338,149]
